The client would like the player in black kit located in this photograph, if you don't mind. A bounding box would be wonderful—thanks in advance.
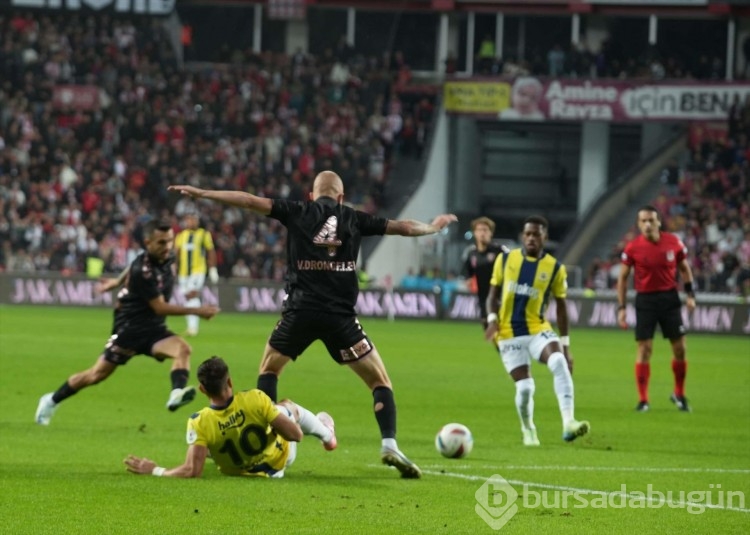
[35,219,220,426]
[169,171,457,478]
[461,217,509,330]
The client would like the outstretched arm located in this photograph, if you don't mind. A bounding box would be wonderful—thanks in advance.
[149,295,220,319]
[385,214,458,237]
[124,444,208,478]
[94,265,130,294]
[168,185,273,215]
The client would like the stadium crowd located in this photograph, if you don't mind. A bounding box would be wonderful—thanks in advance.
[0,12,434,280]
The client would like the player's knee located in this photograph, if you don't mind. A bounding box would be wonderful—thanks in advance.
[259,346,289,375]
[175,340,192,363]
[515,377,535,395]
[371,379,392,391]
[509,365,530,382]
[277,399,299,422]
[546,352,568,374]
[258,359,275,374]
[363,370,392,391]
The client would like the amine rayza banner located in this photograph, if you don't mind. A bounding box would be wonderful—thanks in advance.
[444,79,750,122]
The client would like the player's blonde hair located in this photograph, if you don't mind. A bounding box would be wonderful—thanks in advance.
[471,216,495,234]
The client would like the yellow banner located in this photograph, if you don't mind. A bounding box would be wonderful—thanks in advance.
[443,82,511,113]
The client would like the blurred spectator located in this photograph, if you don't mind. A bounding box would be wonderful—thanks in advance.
[334,36,354,64]
[181,23,194,61]
[444,53,458,75]
[400,268,419,289]
[547,44,565,77]
[7,249,35,272]
[357,263,375,290]
[231,258,251,280]
[477,35,495,75]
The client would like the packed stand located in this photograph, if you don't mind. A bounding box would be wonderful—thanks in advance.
[586,108,750,297]
[0,11,435,280]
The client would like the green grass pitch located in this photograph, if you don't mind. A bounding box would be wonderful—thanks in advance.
[1,305,748,534]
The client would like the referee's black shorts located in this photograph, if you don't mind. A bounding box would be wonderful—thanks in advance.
[634,289,686,341]
[269,309,374,364]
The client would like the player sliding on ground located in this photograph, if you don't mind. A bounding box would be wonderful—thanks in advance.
[124,356,336,478]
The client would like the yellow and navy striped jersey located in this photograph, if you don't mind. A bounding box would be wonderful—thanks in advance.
[489,248,567,340]
[175,228,214,277]
[186,389,289,477]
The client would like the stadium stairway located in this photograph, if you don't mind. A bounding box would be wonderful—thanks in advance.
[361,139,433,262]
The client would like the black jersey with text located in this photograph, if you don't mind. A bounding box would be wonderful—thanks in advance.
[114,251,175,331]
[462,241,509,303]
[268,197,388,314]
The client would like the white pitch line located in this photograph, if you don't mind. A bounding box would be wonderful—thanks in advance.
[421,464,750,474]
[422,469,750,514]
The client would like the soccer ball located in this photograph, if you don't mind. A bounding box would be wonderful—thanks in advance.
[435,423,473,459]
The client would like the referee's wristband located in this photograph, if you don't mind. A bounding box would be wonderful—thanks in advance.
[152,467,166,477]
[560,336,570,347]
[617,304,626,311]
[486,313,498,324]
[684,282,695,298]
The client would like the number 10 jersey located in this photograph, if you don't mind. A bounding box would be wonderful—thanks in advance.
[187,389,289,477]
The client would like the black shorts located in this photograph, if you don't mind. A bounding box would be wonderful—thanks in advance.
[268,310,374,364]
[103,325,176,365]
[635,290,686,341]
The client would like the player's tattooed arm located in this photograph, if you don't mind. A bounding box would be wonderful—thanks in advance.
[385,214,458,236]
[168,185,273,215]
